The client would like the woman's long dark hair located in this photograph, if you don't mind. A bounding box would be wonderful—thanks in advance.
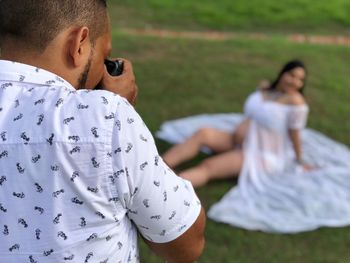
[268,59,307,95]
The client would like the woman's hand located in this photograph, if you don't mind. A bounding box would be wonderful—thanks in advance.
[100,58,138,106]
[296,159,314,171]
[302,163,314,171]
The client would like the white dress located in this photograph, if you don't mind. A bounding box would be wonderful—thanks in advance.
[157,91,350,233]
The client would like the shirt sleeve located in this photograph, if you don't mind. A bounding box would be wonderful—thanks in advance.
[112,98,201,243]
[287,105,309,130]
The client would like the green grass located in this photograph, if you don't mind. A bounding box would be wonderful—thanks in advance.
[108,2,350,262]
[110,0,350,34]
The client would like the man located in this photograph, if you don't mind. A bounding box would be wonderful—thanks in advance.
[0,1,205,262]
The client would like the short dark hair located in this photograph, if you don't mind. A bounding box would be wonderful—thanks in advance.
[0,0,108,52]
[269,59,307,95]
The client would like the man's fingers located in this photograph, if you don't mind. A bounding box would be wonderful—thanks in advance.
[121,59,132,74]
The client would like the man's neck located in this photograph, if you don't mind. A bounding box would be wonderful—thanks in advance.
[0,45,78,89]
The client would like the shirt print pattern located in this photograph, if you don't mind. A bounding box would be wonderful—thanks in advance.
[0,60,201,263]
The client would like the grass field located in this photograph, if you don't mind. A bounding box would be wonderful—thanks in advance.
[108,1,350,262]
[111,0,350,34]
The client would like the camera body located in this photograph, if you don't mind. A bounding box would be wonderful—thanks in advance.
[104,59,124,76]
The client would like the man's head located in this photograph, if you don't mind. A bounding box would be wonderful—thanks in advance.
[0,0,112,89]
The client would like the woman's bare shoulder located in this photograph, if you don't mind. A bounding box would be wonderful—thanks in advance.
[286,92,306,105]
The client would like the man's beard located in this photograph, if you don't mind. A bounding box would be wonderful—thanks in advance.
[77,50,93,89]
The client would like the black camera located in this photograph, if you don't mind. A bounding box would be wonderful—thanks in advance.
[104,59,124,76]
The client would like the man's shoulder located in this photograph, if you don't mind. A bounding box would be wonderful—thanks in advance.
[61,89,132,117]
[59,89,125,129]
[34,88,129,142]
[67,89,120,106]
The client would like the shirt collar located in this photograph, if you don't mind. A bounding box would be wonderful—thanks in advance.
[0,60,75,90]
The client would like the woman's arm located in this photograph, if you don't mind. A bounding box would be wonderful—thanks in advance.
[288,129,302,163]
[288,129,312,170]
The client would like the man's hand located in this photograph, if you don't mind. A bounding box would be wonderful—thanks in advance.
[100,58,138,106]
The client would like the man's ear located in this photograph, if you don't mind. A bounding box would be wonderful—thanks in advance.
[68,26,91,67]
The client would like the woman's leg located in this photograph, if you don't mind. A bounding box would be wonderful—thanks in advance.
[162,127,235,168]
[179,149,243,188]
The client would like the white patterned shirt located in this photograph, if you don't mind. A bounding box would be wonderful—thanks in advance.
[0,60,201,263]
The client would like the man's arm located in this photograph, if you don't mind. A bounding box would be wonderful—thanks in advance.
[113,98,206,262]
[144,207,206,263]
